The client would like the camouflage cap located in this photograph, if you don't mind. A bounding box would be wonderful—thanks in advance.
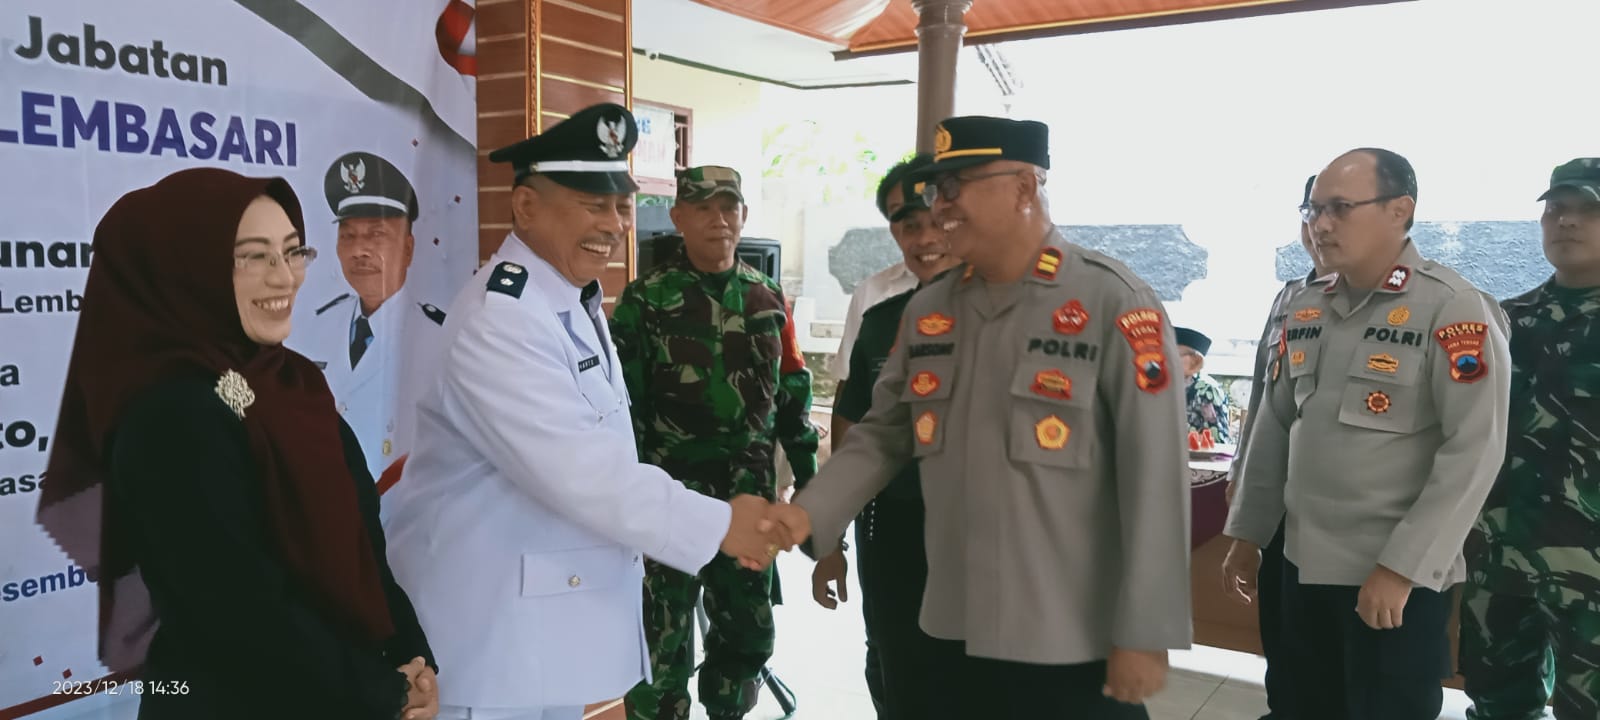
[676,165,744,203]
[1538,158,1600,203]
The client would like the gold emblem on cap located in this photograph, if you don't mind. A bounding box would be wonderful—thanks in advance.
[1387,306,1410,326]
[934,125,952,154]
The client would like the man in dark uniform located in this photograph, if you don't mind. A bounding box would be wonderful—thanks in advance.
[814,153,964,720]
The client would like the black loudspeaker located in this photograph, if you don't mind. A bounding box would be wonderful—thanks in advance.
[637,233,782,281]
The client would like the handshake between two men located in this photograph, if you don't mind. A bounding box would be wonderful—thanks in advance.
[718,495,815,571]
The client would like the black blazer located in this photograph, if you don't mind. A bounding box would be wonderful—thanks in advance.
[109,375,434,720]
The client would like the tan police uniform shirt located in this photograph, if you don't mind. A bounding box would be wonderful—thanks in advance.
[795,228,1192,665]
[1225,240,1511,590]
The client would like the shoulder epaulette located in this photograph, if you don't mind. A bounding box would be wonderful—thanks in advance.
[419,302,446,325]
[1078,246,1148,293]
[315,293,351,315]
[1413,260,1478,296]
[486,261,528,298]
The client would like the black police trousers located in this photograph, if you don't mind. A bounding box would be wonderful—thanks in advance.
[1281,560,1454,720]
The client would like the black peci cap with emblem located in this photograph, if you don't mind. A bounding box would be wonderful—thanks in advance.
[912,115,1050,181]
[488,102,639,194]
[325,151,419,222]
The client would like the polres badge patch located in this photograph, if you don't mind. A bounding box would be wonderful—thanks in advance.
[1116,307,1170,394]
[1435,321,1489,383]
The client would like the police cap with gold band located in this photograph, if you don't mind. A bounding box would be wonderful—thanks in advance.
[325,151,420,222]
[488,102,639,194]
[912,115,1050,200]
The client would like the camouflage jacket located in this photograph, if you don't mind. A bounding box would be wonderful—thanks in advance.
[1185,371,1232,444]
[1468,279,1600,601]
[611,247,819,500]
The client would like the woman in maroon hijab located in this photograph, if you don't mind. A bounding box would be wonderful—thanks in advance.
[36,168,438,719]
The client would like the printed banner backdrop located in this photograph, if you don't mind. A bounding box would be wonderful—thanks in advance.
[0,0,479,716]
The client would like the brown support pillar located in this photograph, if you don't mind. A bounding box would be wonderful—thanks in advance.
[911,0,972,153]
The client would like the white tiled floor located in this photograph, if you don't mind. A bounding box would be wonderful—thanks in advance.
[694,548,1545,720]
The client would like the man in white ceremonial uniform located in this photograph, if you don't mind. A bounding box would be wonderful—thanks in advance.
[291,151,448,482]
[382,103,780,720]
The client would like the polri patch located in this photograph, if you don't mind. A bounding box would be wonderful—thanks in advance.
[1052,299,1089,335]
[1435,321,1488,383]
[1116,307,1170,394]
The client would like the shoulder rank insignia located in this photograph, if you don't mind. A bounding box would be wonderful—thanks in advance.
[315,292,352,315]
[1052,299,1089,335]
[1435,321,1488,383]
[487,261,528,298]
[916,312,955,336]
[1116,307,1170,394]
[914,411,938,445]
[1034,247,1063,280]
[1293,307,1322,322]
[1034,415,1070,450]
[419,302,447,325]
[1387,306,1410,325]
[1382,265,1411,292]
[1030,369,1072,400]
[1366,390,1392,414]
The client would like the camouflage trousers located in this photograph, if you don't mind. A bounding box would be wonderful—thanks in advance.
[624,554,775,720]
[1460,580,1600,720]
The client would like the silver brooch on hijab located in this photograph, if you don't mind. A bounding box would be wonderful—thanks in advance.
[215,370,256,420]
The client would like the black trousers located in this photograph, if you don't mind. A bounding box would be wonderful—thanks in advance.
[1281,561,1453,720]
[1259,521,1292,719]
[856,495,966,720]
[917,644,1150,720]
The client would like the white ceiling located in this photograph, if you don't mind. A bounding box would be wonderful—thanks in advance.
[630,0,921,88]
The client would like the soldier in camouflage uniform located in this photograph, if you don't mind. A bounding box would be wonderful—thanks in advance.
[1461,158,1600,720]
[612,165,820,720]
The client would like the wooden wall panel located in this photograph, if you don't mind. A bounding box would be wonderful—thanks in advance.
[476,0,634,303]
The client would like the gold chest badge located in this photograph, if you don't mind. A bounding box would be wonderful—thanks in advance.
[1030,369,1073,400]
[1366,390,1392,415]
[1387,306,1411,326]
[1367,353,1399,374]
[1034,415,1070,450]
[915,411,938,445]
[917,312,955,336]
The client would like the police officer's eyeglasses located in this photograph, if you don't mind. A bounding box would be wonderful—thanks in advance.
[1298,194,1403,223]
[922,169,1027,206]
[234,246,318,274]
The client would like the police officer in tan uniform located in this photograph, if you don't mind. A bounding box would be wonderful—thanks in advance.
[1222,148,1511,720]
[769,116,1192,718]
